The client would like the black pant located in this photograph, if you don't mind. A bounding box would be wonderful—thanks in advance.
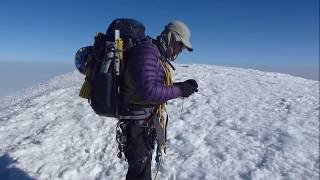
[124,121,155,180]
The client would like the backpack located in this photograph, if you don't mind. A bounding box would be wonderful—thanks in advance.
[76,18,146,118]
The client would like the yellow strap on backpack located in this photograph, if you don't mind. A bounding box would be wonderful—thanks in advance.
[116,37,124,61]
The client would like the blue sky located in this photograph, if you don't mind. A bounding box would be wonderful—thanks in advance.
[0,0,318,65]
[0,0,319,96]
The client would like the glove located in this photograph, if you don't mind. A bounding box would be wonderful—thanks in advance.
[184,79,198,90]
[176,79,198,97]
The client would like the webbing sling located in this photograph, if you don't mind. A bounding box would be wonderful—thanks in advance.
[153,60,173,180]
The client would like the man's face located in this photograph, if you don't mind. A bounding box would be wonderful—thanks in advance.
[172,41,185,56]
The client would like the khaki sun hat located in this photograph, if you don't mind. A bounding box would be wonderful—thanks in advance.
[165,21,193,51]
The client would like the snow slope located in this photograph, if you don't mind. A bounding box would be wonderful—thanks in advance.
[0,64,319,180]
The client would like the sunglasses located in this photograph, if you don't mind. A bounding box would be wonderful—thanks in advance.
[177,41,185,49]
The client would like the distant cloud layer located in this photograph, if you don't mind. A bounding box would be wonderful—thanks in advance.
[0,61,318,97]
[239,64,319,81]
[0,62,75,97]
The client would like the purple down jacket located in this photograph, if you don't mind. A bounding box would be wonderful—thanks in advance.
[125,39,181,104]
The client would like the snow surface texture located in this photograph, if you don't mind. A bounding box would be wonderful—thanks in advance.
[0,64,319,180]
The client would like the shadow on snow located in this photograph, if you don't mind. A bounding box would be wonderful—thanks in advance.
[0,154,35,180]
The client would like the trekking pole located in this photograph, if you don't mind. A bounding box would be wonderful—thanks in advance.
[114,29,123,117]
[114,30,121,76]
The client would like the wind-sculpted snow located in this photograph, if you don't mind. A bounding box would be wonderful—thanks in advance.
[0,64,319,180]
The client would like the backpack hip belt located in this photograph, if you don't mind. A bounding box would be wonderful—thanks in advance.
[119,107,154,120]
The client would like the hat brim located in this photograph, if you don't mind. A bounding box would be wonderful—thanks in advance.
[170,29,193,52]
[181,38,193,52]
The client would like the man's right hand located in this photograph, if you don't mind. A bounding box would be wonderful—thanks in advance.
[177,79,198,97]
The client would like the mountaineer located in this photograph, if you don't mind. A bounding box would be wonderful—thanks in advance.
[118,20,198,180]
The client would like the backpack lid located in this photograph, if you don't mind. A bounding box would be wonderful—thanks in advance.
[106,18,145,42]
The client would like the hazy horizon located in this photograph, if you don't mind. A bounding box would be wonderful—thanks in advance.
[0,61,75,97]
[0,61,318,97]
